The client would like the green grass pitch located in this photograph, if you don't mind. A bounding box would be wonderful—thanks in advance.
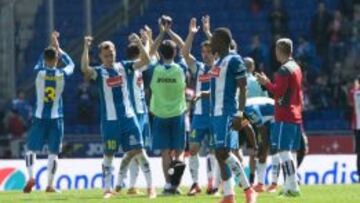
[1,184,360,203]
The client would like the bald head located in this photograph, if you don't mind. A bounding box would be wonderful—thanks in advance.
[244,57,255,73]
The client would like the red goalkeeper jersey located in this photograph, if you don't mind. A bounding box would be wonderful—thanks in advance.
[265,58,303,124]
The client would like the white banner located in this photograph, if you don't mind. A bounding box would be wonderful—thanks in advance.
[0,155,358,191]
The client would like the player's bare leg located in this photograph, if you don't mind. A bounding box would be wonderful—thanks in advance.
[23,151,36,193]
[188,143,202,196]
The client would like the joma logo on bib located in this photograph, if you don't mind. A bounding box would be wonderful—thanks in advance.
[157,78,177,83]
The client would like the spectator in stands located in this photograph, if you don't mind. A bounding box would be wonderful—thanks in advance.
[338,0,354,21]
[294,35,319,76]
[268,0,288,37]
[76,79,97,127]
[250,0,264,14]
[4,109,26,158]
[11,90,32,127]
[348,76,360,181]
[329,62,348,109]
[311,1,332,58]
[327,10,351,65]
[269,34,282,74]
[311,75,331,110]
[247,34,267,72]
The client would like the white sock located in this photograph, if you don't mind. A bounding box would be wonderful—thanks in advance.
[279,151,299,192]
[116,153,133,187]
[257,161,266,185]
[25,151,36,179]
[189,154,199,184]
[129,159,139,188]
[271,154,280,184]
[225,154,250,189]
[47,154,58,187]
[223,178,235,196]
[135,152,153,188]
[102,155,114,191]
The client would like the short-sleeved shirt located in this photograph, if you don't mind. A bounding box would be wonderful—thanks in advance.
[91,61,136,121]
[210,53,247,116]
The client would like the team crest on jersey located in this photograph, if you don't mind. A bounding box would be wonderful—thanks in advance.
[106,76,123,87]
[209,66,221,77]
[199,74,211,82]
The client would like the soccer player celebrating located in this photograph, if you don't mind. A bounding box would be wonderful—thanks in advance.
[256,38,303,197]
[210,28,257,203]
[115,28,153,195]
[23,31,74,193]
[149,17,188,195]
[182,17,219,196]
[81,34,156,199]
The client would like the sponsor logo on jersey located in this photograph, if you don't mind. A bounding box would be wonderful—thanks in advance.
[106,76,123,87]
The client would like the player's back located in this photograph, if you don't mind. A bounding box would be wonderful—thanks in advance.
[245,97,274,125]
[193,61,211,116]
[33,51,74,119]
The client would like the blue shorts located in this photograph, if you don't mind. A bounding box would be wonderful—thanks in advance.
[270,121,301,151]
[137,113,151,148]
[27,118,64,154]
[101,116,143,153]
[211,115,239,150]
[152,114,186,150]
[245,103,274,126]
[189,128,214,148]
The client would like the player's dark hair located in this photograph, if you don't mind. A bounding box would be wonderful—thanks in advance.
[159,40,176,60]
[201,40,211,49]
[126,43,140,60]
[213,27,232,47]
[43,47,57,61]
[230,39,238,51]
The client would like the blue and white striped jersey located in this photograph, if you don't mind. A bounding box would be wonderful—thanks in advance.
[245,97,274,126]
[193,61,211,116]
[210,53,247,116]
[33,50,74,119]
[91,61,136,121]
[126,60,147,115]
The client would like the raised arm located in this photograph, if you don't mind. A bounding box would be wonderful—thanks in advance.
[182,18,199,73]
[129,33,151,70]
[149,19,166,57]
[50,31,74,75]
[59,49,75,76]
[202,15,212,40]
[81,36,96,80]
[167,26,185,49]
